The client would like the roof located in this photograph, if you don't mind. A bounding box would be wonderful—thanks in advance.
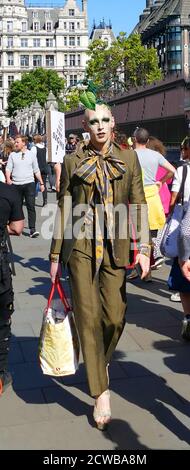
[133,0,190,38]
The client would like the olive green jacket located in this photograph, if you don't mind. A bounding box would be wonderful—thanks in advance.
[50,142,149,267]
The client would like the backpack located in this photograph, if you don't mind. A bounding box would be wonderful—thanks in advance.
[36,147,48,174]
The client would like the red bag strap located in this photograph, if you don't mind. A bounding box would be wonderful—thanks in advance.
[47,277,71,314]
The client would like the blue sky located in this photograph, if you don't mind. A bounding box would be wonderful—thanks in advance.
[88,0,145,36]
[25,0,146,36]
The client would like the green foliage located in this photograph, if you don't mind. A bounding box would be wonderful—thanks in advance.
[86,33,162,93]
[7,33,162,117]
[7,68,66,116]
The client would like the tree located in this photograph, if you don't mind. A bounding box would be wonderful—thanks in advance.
[85,33,162,95]
[7,68,66,116]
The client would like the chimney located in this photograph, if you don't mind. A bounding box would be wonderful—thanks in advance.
[82,0,88,28]
[146,0,153,7]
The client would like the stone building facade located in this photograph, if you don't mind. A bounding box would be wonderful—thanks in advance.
[0,0,89,118]
[134,0,190,78]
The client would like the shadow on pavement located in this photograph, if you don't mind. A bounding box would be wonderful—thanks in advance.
[110,350,190,446]
[126,283,183,339]
[9,333,190,448]
[13,254,50,274]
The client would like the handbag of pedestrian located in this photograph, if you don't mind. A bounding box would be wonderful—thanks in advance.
[160,165,187,258]
[39,278,80,376]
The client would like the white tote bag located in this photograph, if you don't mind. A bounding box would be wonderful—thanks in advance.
[39,280,80,377]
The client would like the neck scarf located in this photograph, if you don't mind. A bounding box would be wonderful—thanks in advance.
[74,145,126,274]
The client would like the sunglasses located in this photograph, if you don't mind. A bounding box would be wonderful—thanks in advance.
[21,152,25,160]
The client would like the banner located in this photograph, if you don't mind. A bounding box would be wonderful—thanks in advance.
[46,111,65,163]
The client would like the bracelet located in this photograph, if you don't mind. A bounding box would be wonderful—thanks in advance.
[49,253,59,263]
[40,183,44,186]
[139,246,151,258]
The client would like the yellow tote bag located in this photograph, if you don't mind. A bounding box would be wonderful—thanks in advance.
[39,280,80,376]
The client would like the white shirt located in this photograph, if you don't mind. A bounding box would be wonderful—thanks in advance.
[31,143,47,161]
[172,163,190,202]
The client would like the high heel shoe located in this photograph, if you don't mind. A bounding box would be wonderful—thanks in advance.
[93,390,111,431]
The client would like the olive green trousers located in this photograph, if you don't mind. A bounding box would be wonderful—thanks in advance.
[68,245,127,397]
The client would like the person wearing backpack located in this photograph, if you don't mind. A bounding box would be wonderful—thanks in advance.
[32,135,48,206]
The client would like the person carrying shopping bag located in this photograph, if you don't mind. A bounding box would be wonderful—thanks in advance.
[49,84,151,431]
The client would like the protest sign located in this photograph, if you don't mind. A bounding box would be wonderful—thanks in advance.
[46,111,65,163]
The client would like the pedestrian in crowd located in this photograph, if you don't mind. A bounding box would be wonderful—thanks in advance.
[31,135,48,206]
[147,136,173,268]
[0,140,14,182]
[0,181,24,394]
[114,132,129,149]
[169,197,190,339]
[65,134,77,155]
[167,137,190,302]
[133,128,175,279]
[54,162,62,193]
[168,137,190,319]
[50,101,150,430]
[5,135,45,238]
[47,163,56,191]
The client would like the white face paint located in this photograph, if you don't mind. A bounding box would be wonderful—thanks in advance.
[83,104,115,152]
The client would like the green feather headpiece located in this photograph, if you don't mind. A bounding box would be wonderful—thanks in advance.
[76,80,104,110]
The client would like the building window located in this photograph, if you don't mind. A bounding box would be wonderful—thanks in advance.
[32,11,38,18]
[69,54,76,66]
[33,55,42,67]
[77,22,80,29]
[8,75,14,87]
[64,54,68,66]
[0,54,1,67]
[78,54,81,66]
[64,37,67,46]
[0,20,2,31]
[69,74,77,86]
[46,22,52,32]
[7,21,13,32]
[21,38,28,47]
[69,22,75,31]
[69,9,75,16]
[0,99,2,111]
[7,52,14,66]
[77,36,80,46]
[0,75,3,88]
[33,38,40,47]
[22,22,27,32]
[7,36,13,48]
[69,36,75,46]
[20,55,29,67]
[46,55,54,67]
[64,22,67,29]
[33,22,40,32]
[45,11,50,18]
[46,38,53,47]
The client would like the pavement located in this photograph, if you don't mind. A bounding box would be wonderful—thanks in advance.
[0,189,190,450]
